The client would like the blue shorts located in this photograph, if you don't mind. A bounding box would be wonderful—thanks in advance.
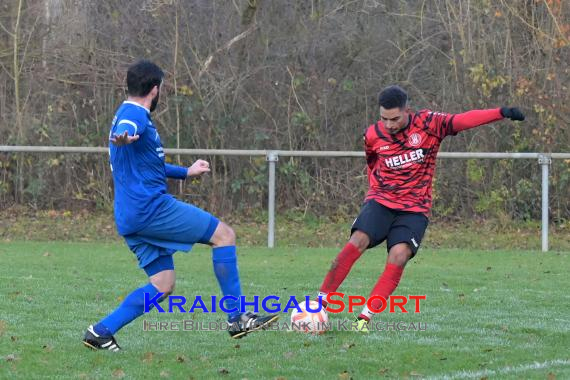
[123,198,219,273]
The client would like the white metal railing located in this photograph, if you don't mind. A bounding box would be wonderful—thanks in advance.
[2,146,569,251]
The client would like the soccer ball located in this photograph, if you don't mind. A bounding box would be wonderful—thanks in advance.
[290,300,329,334]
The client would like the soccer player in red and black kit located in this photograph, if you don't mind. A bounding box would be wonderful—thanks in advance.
[316,85,525,330]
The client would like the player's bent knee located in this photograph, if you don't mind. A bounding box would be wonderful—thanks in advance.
[153,281,175,296]
[387,244,412,267]
[149,270,176,296]
[349,230,370,252]
[211,222,236,246]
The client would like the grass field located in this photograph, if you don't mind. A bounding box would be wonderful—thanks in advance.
[0,242,569,379]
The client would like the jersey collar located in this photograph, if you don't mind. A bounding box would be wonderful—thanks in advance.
[123,100,150,114]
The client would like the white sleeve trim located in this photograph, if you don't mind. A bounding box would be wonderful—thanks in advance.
[117,119,138,135]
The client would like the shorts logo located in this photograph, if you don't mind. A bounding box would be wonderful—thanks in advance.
[408,133,422,147]
[411,238,418,248]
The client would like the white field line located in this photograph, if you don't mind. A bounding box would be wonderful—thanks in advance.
[426,359,570,380]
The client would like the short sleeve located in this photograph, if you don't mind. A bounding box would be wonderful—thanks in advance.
[115,117,146,136]
[364,125,377,170]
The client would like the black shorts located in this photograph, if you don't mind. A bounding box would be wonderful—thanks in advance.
[351,200,429,257]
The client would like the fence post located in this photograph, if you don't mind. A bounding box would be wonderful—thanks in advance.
[538,154,551,252]
[266,151,279,248]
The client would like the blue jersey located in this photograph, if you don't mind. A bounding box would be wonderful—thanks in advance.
[109,101,187,236]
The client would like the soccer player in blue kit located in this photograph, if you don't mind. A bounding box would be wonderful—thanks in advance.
[83,60,278,351]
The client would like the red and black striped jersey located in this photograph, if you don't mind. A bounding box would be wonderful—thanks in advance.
[364,108,503,215]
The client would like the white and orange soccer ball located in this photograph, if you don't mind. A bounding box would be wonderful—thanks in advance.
[290,300,329,334]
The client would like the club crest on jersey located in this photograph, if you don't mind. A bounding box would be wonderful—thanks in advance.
[408,133,422,147]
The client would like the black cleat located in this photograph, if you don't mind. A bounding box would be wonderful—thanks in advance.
[228,312,279,339]
[83,325,121,352]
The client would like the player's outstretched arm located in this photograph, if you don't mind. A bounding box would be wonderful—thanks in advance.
[500,107,525,121]
[187,159,211,177]
[110,130,139,146]
[165,163,189,179]
[451,107,525,134]
[165,160,210,179]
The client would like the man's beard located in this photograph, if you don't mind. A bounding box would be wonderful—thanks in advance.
[150,92,160,112]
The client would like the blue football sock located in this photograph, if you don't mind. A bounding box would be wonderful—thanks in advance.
[95,283,159,336]
[212,246,242,321]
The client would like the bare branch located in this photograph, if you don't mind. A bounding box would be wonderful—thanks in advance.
[19,14,41,76]
[198,25,258,78]
[0,20,15,37]
[286,66,307,116]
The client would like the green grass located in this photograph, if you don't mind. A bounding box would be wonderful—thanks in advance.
[0,242,569,379]
[3,208,570,251]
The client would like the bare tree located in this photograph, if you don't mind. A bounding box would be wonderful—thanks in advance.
[0,0,567,221]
